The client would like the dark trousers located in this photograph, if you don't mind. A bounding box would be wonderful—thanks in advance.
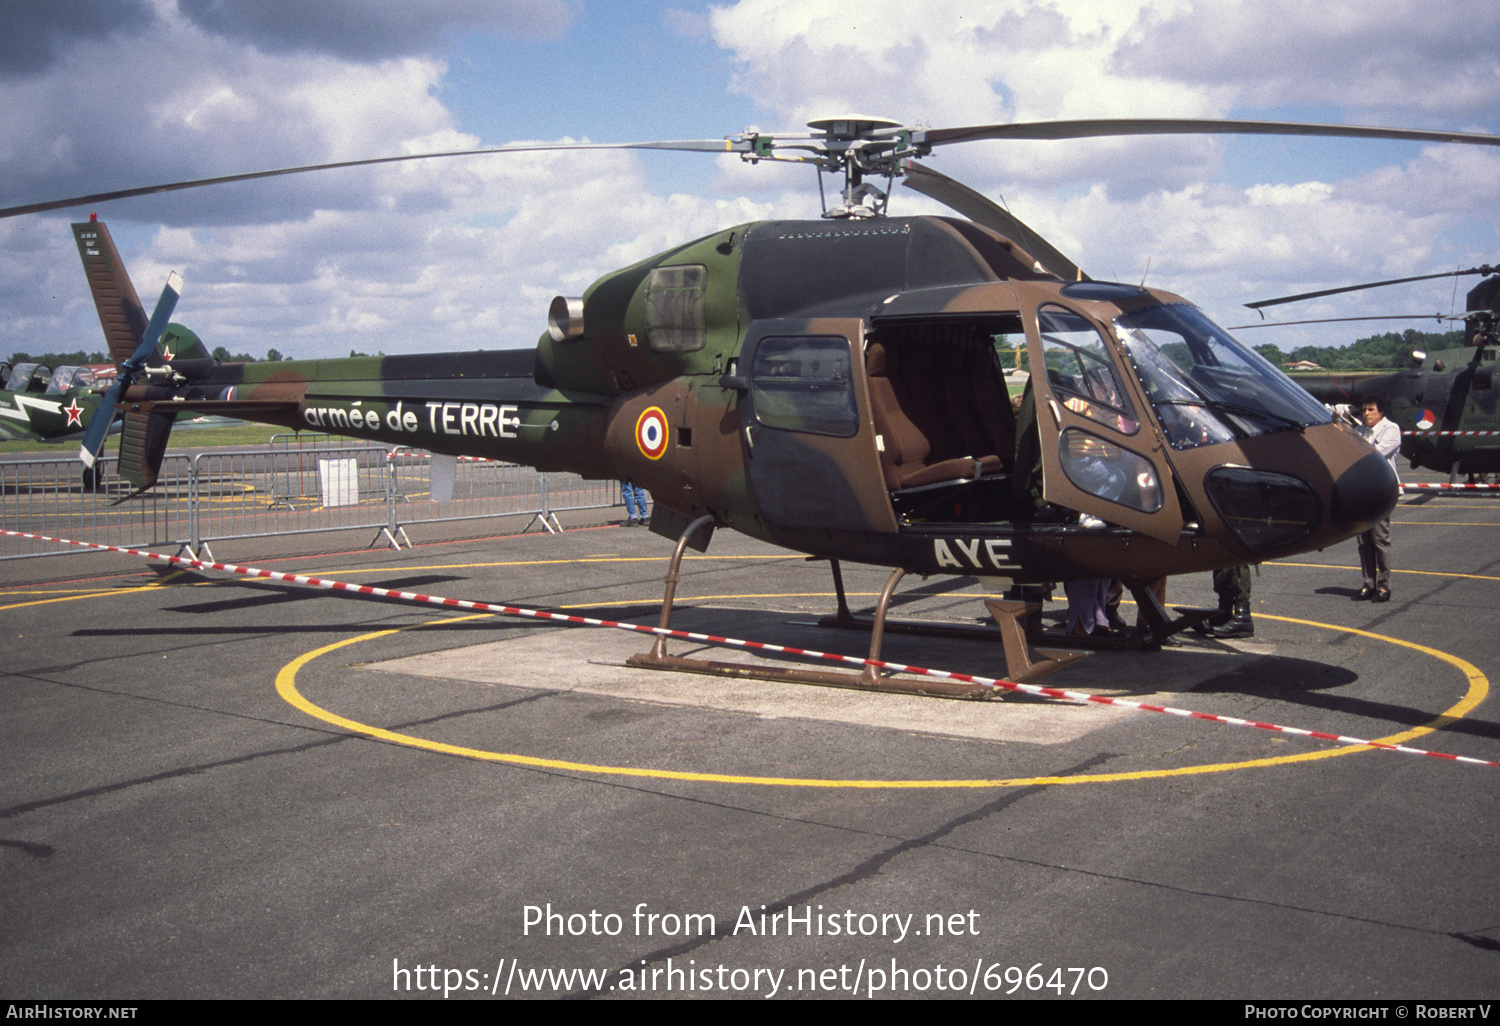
[1357,519,1391,589]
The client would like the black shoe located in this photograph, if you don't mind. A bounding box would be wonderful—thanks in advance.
[1210,601,1254,639]
[1373,586,1391,603]
[1354,586,1376,601]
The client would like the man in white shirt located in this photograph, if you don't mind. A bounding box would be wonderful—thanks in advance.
[1355,395,1401,603]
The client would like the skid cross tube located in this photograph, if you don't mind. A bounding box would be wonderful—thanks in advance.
[628,532,995,698]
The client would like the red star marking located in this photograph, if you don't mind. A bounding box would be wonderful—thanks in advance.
[64,400,85,427]
[161,345,175,362]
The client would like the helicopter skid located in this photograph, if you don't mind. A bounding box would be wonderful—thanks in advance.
[637,537,1087,696]
[816,608,1154,651]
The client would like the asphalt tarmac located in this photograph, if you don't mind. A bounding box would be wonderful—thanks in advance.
[2,495,1498,1001]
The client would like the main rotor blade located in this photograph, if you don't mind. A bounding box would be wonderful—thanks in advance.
[1227,314,1459,330]
[920,118,1500,149]
[11,117,1499,222]
[0,139,748,219]
[901,161,1086,281]
[1246,266,1499,310]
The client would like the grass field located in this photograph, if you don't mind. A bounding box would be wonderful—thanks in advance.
[0,422,299,457]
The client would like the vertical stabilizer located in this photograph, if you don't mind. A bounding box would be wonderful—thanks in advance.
[72,218,150,365]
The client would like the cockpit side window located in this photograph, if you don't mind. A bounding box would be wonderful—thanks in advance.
[750,335,859,438]
[1115,304,1331,450]
[1037,305,1139,435]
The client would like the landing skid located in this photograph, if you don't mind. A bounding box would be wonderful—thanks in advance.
[814,559,1086,684]
[623,526,1088,698]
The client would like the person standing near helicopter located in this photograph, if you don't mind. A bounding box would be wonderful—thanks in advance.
[1355,395,1401,603]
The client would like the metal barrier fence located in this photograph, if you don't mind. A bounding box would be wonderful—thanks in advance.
[547,471,623,516]
[265,432,368,506]
[388,448,555,532]
[190,445,399,556]
[0,455,193,559]
[0,443,625,561]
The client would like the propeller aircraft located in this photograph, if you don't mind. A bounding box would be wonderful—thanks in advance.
[0,361,111,445]
[14,115,1500,692]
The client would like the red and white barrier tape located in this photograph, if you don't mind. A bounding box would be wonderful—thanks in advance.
[5,527,1495,770]
[1408,430,1500,437]
[1402,483,1500,492]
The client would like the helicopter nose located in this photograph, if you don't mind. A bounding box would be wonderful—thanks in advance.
[1330,451,1399,532]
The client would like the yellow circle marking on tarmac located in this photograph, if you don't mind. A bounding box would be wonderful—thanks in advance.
[9,555,1489,786]
[274,609,1488,789]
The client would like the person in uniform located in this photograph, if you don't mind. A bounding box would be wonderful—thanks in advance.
[1206,565,1253,638]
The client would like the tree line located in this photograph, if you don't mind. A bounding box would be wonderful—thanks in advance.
[6,347,291,367]
[1252,327,1465,370]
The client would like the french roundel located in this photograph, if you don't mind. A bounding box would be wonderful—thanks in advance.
[635,407,669,459]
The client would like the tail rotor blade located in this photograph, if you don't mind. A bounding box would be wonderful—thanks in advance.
[78,380,124,468]
[129,271,184,369]
[79,271,182,471]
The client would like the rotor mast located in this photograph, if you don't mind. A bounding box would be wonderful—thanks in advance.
[794,116,926,219]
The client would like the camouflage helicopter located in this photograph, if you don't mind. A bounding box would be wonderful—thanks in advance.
[1245,268,1500,479]
[13,115,1500,690]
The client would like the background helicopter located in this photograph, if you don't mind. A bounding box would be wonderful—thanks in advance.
[1243,269,1500,478]
[20,113,1500,686]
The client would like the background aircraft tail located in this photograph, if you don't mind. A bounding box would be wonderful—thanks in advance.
[72,217,188,491]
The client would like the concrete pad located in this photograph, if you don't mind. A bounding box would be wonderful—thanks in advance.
[366,627,1276,746]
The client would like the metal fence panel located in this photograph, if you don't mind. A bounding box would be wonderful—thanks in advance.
[545,471,623,515]
[0,455,192,560]
[190,446,397,553]
[2,441,628,561]
[387,450,622,533]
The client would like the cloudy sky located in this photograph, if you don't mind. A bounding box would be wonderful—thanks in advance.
[2,0,1497,362]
